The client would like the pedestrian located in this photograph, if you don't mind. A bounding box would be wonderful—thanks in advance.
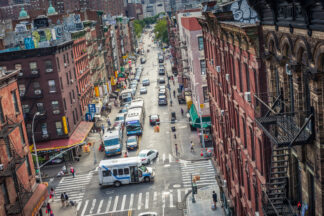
[170,100,173,107]
[173,90,176,98]
[49,187,55,202]
[70,166,75,178]
[64,192,69,206]
[60,193,65,207]
[107,118,111,127]
[174,133,176,139]
[101,124,105,134]
[46,203,51,215]
[175,144,178,155]
[190,141,195,152]
[181,108,184,116]
[212,191,217,210]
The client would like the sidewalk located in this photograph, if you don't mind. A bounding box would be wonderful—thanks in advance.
[50,201,77,216]
[185,184,225,216]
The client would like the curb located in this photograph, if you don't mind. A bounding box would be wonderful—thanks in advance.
[42,167,98,180]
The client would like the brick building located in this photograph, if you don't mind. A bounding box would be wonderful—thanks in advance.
[248,0,324,215]
[126,3,143,20]
[198,1,266,215]
[0,68,48,216]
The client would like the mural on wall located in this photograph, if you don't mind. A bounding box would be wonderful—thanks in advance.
[230,0,259,24]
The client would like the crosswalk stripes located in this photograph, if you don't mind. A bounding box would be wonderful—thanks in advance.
[180,160,217,187]
[78,188,189,216]
[54,171,95,203]
[157,153,174,164]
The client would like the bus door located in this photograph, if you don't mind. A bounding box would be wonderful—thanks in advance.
[130,166,140,183]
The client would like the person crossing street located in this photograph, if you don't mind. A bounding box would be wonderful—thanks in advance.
[190,141,195,152]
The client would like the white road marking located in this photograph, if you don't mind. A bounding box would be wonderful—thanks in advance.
[77,201,82,211]
[89,199,96,214]
[169,154,172,162]
[121,195,126,211]
[59,177,65,184]
[138,192,142,210]
[49,178,54,183]
[112,196,119,212]
[97,200,103,214]
[153,191,157,207]
[178,189,181,203]
[170,193,174,208]
[163,154,165,163]
[145,192,149,209]
[129,193,134,210]
[105,197,112,212]
[80,200,89,216]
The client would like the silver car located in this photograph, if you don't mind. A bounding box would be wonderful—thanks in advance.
[140,87,147,94]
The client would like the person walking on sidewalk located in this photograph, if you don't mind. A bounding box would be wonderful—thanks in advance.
[190,141,194,152]
[49,187,55,202]
[64,192,69,206]
[107,118,111,127]
[46,203,51,215]
[181,108,184,116]
[212,191,218,210]
[175,144,178,155]
[70,166,75,178]
[60,193,65,207]
[173,90,176,98]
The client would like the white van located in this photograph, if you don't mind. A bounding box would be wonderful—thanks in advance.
[98,157,154,187]
[103,127,123,156]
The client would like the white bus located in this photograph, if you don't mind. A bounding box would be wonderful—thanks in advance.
[119,89,133,106]
[98,157,154,187]
[129,98,144,111]
[125,108,144,136]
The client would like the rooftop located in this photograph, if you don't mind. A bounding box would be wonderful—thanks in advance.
[0,68,19,82]
[181,17,202,31]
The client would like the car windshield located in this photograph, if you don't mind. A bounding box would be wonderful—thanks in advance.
[116,116,124,121]
[127,137,137,143]
[139,165,148,172]
[104,138,119,146]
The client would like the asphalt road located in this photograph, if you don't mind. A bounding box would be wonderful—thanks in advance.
[49,31,217,216]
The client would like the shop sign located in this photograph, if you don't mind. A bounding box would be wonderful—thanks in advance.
[88,104,96,114]
[31,189,46,216]
[62,116,68,134]
[94,86,99,97]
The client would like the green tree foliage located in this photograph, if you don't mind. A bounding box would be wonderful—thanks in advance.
[133,13,166,38]
[154,18,168,44]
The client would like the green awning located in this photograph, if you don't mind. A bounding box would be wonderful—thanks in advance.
[189,104,211,128]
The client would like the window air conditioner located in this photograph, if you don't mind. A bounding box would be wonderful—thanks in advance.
[46,68,53,73]
[244,92,251,102]
[70,79,74,84]
[42,134,49,138]
[72,99,76,103]
[31,70,38,75]
[34,89,42,95]
[0,164,3,171]
[225,74,230,81]
[64,63,67,67]
[53,110,60,114]
[216,66,221,73]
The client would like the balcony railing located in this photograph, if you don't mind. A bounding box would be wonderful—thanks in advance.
[254,91,314,147]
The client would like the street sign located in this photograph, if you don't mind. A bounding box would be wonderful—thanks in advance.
[88,104,96,114]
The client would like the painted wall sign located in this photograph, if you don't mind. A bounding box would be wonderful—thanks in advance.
[230,0,259,24]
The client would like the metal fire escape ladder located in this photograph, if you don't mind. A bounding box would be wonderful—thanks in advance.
[255,92,314,216]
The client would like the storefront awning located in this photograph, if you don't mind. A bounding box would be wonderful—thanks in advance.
[31,121,94,152]
[189,104,211,128]
[23,183,48,216]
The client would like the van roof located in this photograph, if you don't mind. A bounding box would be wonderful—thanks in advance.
[99,157,140,167]
[103,129,120,139]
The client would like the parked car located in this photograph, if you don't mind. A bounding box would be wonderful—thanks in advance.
[138,149,158,164]
[158,95,167,105]
[149,114,160,125]
[158,77,165,84]
[126,136,138,150]
[158,89,166,97]
[177,95,186,104]
[142,78,150,86]
[141,57,146,64]
[140,87,147,94]
[158,66,165,75]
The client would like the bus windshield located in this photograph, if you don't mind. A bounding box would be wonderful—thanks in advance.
[122,97,132,103]
[126,124,141,131]
[104,138,119,146]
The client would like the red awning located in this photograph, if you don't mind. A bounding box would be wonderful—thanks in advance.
[23,183,48,216]
[33,121,94,152]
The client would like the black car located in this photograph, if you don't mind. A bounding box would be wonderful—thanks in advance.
[158,77,166,84]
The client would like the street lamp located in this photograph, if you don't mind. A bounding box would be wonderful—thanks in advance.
[32,112,44,183]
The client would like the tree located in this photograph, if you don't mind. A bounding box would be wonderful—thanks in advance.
[133,20,144,38]
[154,18,168,44]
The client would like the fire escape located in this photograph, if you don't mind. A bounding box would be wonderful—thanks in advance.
[0,115,33,215]
[254,89,314,216]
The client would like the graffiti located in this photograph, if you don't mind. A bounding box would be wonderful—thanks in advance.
[230,0,259,24]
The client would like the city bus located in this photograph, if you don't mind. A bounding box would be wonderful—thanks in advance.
[129,98,145,111]
[119,89,133,106]
[102,127,123,156]
[125,108,144,136]
[98,157,154,187]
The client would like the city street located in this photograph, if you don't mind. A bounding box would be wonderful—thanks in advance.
[48,31,217,216]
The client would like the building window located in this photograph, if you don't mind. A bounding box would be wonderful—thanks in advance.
[56,57,60,71]
[69,92,73,104]
[51,101,60,114]
[203,86,209,103]
[232,56,236,86]
[18,84,26,96]
[29,62,37,70]
[36,103,44,113]
[0,99,4,123]
[238,60,243,91]
[254,185,259,212]
[25,156,32,175]
[1,183,10,205]
[19,123,25,145]
[63,98,67,110]
[41,123,48,136]
[45,60,53,72]
[33,81,40,89]
[243,118,247,148]
[259,139,264,175]
[12,90,20,113]
[72,110,76,125]
[69,71,72,83]
[200,60,206,75]
[22,104,29,114]
[60,77,63,90]
[48,80,56,93]
[245,63,250,92]
[247,173,251,200]
[66,73,69,85]
[4,137,12,158]
[236,111,240,138]
[72,90,75,99]
[67,53,70,64]
[198,36,204,50]
[55,121,63,135]
[15,64,22,70]
[75,108,78,121]
[250,127,255,161]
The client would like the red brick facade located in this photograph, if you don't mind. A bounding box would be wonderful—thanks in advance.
[198,12,268,216]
